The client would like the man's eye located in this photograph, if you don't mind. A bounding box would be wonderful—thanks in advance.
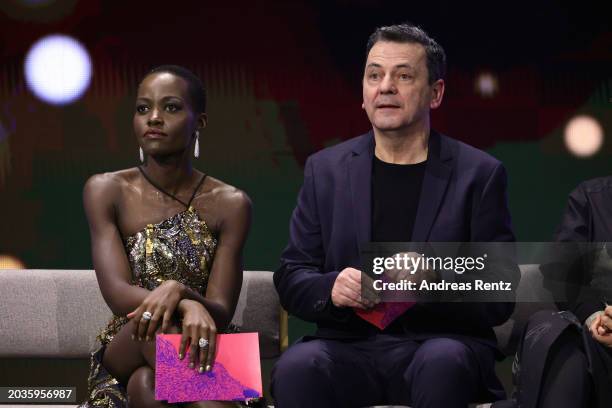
[136,105,149,113]
[369,72,380,80]
[399,73,412,80]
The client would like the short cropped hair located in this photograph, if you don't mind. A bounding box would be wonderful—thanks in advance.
[366,23,446,84]
[144,65,207,114]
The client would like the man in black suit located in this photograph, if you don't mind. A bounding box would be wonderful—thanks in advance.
[517,178,612,408]
[272,23,519,407]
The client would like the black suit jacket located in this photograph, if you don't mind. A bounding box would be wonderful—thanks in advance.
[275,130,519,346]
[554,176,612,322]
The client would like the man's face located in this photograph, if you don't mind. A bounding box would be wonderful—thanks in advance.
[362,41,444,133]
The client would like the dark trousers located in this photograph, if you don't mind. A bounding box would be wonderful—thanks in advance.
[513,311,612,408]
[271,334,491,408]
[537,330,591,408]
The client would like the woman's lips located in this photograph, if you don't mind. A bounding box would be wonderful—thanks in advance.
[143,131,167,139]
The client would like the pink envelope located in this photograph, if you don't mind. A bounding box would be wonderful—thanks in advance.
[355,302,415,329]
[155,333,262,403]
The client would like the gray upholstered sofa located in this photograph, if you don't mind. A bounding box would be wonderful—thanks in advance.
[0,266,555,408]
[0,269,286,407]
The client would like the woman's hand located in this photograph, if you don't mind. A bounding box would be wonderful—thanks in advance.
[127,280,185,341]
[177,299,217,373]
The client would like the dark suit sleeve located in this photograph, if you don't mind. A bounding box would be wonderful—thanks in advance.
[464,163,520,328]
[553,185,603,323]
[554,184,591,242]
[274,157,351,323]
[471,162,515,243]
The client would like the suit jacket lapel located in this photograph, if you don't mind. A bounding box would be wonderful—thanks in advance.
[412,131,454,241]
[348,132,374,250]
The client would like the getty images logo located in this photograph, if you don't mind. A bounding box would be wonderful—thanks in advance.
[372,253,488,275]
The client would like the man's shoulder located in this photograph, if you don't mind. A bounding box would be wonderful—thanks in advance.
[306,132,371,167]
[442,133,502,168]
[575,176,612,195]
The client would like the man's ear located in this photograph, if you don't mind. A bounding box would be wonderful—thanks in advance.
[430,79,445,110]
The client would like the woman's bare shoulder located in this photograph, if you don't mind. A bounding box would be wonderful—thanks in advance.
[83,168,140,204]
[202,176,251,209]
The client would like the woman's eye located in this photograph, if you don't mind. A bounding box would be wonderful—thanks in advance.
[136,105,149,114]
[166,104,180,112]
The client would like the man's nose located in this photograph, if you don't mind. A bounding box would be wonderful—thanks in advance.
[379,74,397,94]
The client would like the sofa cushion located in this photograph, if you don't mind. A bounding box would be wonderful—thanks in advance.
[232,271,281,358]
[0,270,280,358]
[0,269,110,358]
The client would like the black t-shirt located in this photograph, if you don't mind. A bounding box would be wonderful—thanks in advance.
[371,155,427,242]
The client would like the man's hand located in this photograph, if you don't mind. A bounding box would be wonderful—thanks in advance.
[590,310,612,347]
[332,267,379,309]
[384,252,436,284]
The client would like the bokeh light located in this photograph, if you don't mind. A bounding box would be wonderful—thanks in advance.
[0,254,26,269]
[475,72,499,98]
[24,34,92,105]
[564,115,604,158]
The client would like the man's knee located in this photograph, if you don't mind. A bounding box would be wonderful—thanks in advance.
[411,338,475,376]
[271,340,339,402]
[272,341,332,383]
[271,340,357,407]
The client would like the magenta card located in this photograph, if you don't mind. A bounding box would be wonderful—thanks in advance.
[155,333,262,403]
[355,301,415,329]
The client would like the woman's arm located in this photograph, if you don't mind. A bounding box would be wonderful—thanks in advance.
[182,188,252,329]
[176,187,252,370]
[84,173,151,316]
[86,174,189,339]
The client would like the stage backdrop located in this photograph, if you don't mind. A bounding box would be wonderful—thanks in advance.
[0,0,610,340]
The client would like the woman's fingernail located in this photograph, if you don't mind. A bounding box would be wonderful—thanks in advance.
[145,336,150,342]
[131,335,135,340]
[189,362,194,368]
[199,366,204,373]
[179,353,184,359]
[205,365,211,371]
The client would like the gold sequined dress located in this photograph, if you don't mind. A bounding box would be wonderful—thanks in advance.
[81,205,217,407]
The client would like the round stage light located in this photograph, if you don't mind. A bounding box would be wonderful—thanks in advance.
[564,115,604,158]
[0,254,26,269]
[24,34,92,105]
[475,72,499,98]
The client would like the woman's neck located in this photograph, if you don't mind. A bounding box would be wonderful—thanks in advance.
[141,154,194,193]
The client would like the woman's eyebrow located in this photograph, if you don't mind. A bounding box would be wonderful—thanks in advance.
[160,96,185,102]
[135,96,184,102]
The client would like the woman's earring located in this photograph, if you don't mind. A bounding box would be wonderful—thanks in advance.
[139,147,144,163]
[194,130,200,158]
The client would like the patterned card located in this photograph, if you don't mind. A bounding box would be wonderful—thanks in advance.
[355,301,415,329]
[155,333,262,403]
